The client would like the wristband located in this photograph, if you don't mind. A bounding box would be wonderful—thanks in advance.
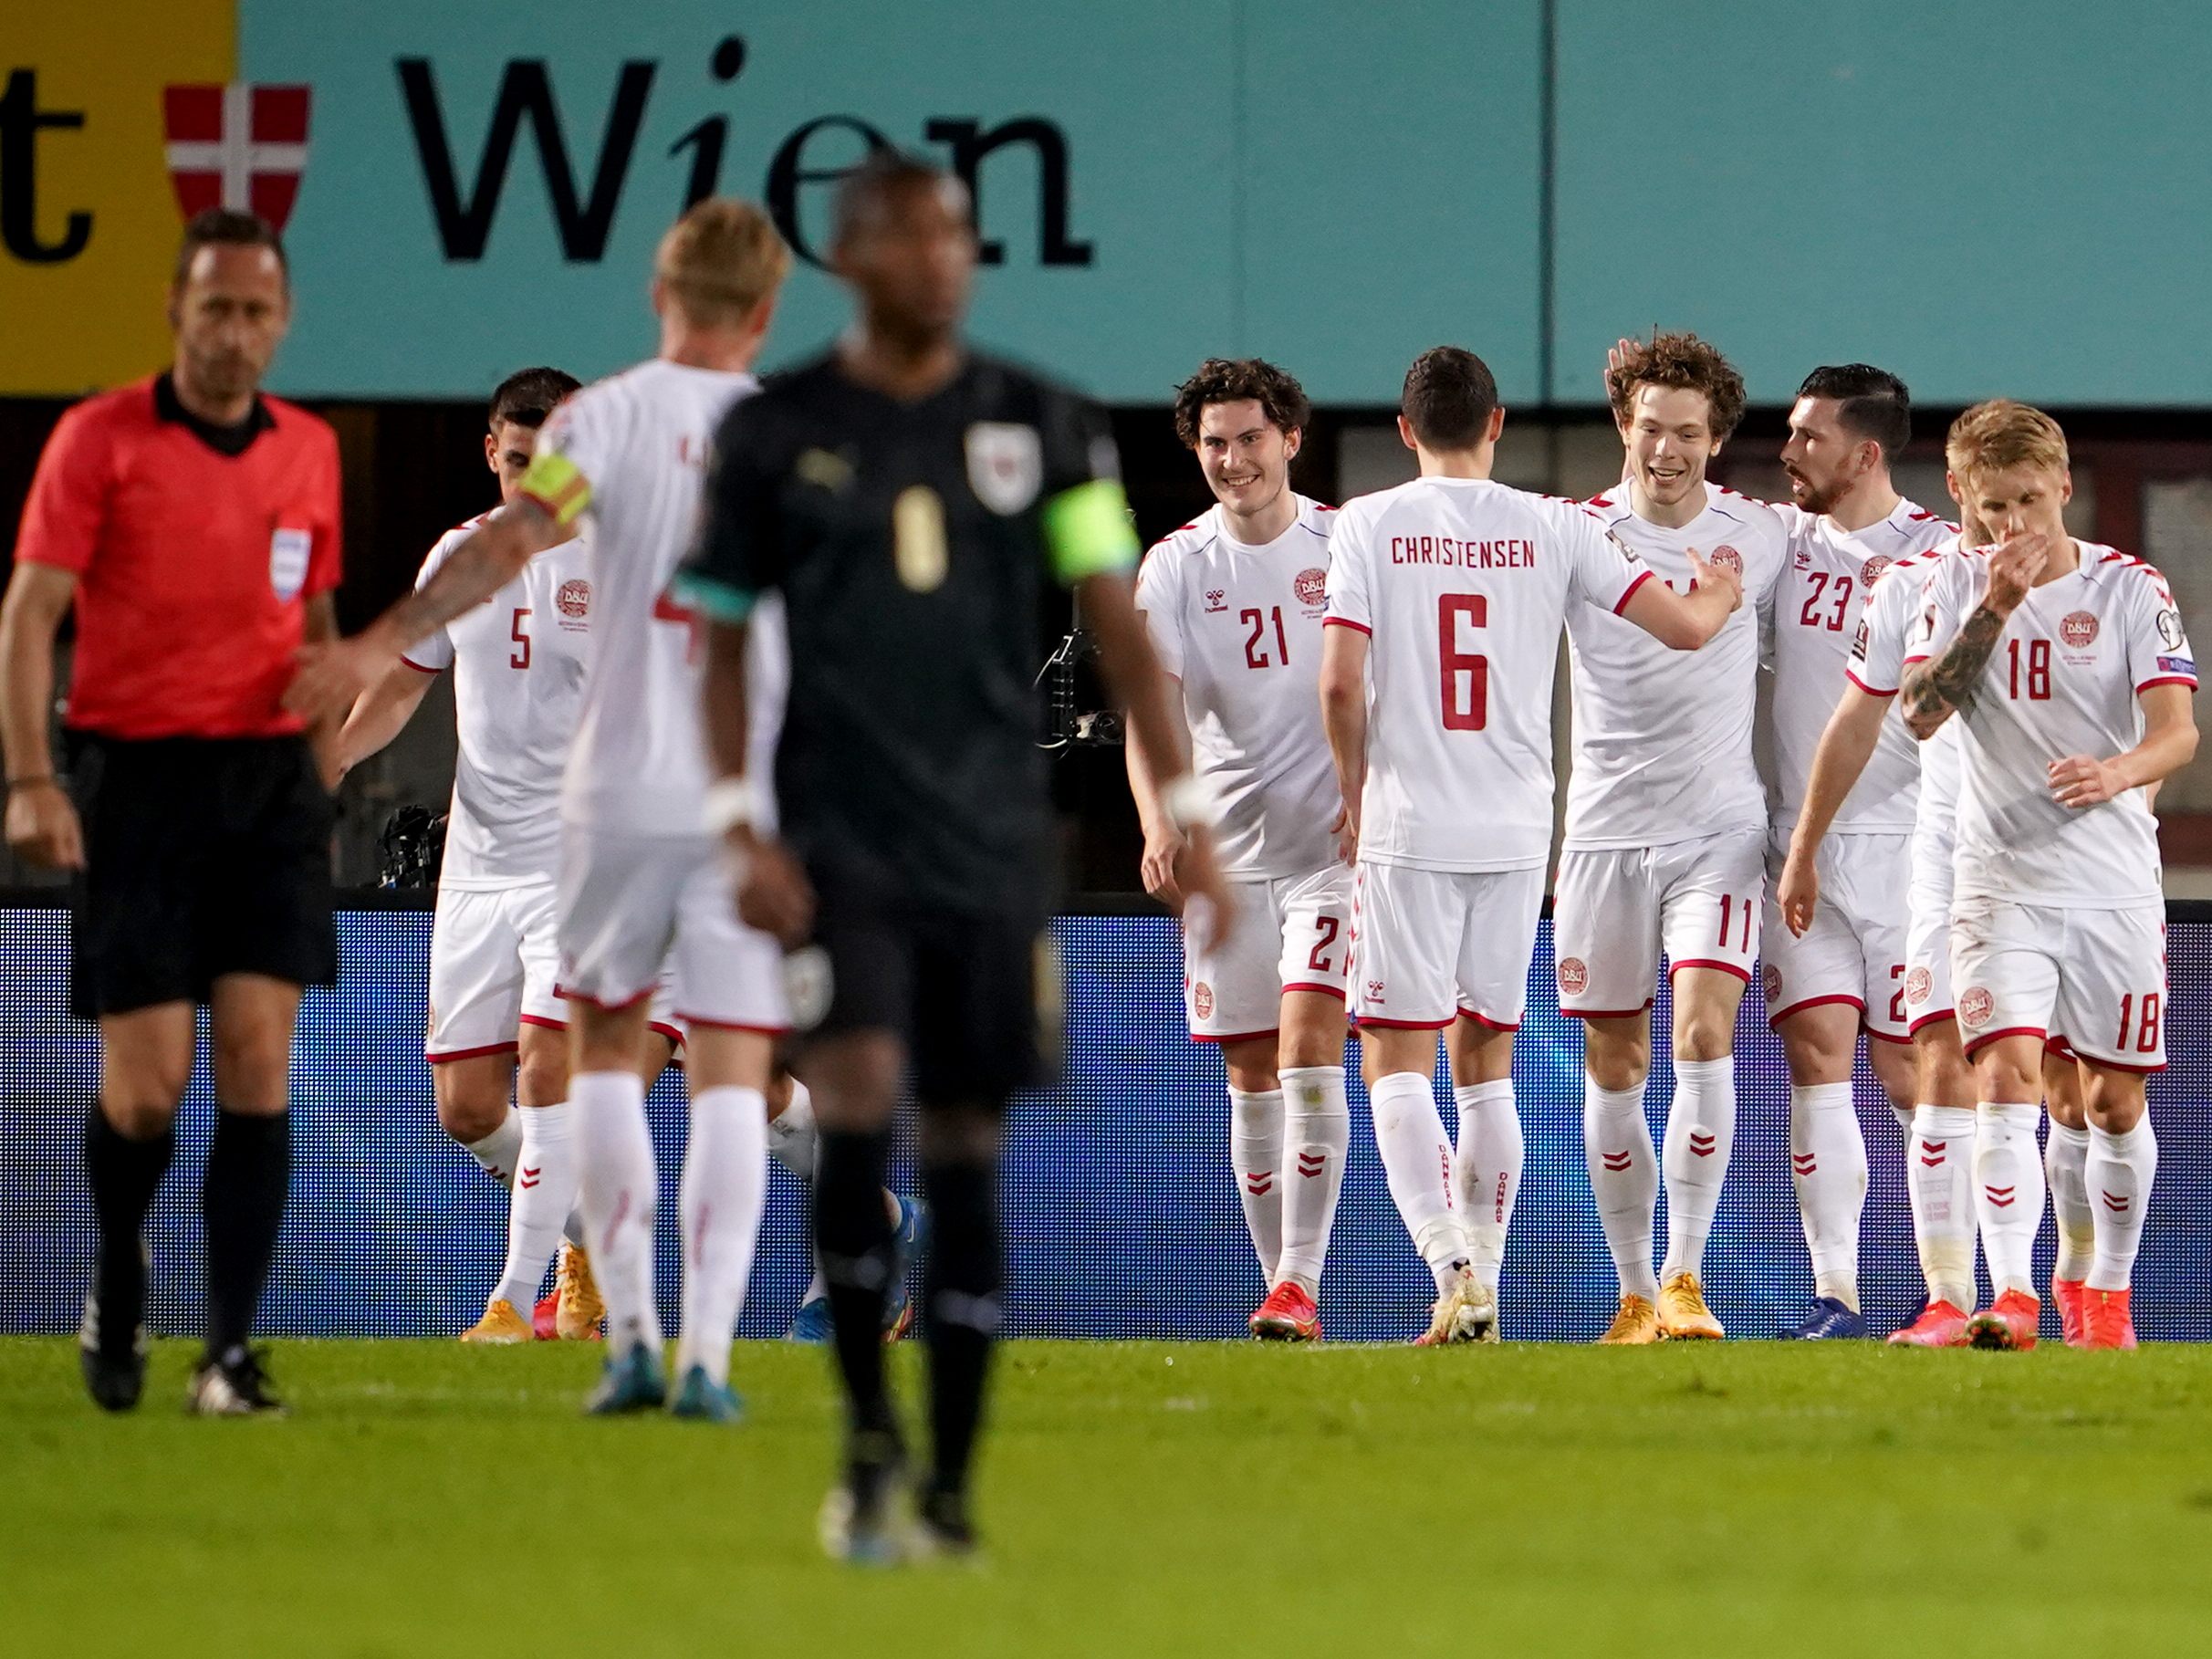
[703,775,770,838]
[1160,773,1220,830]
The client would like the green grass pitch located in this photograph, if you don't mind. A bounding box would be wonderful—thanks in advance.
[6,1336,2211,1656]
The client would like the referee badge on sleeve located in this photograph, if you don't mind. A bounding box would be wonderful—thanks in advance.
[966,423,1041,515]
[269,527,312,601]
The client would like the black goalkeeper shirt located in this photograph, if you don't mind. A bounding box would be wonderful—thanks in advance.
[677,350,1137,920]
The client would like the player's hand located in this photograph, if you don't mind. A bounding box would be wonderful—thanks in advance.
[5,780,84,871]
[1171,826,1236,954]
[1685,547,1744,612]
[2049,753,2129,809]
[1776,844,1820,937]
[286,636,395,727]
[1330,799,1359,866]
[1605,338,1636,381]
[1139,822,1185,906]
[728,829,816,945]
[1983,531,2052,616]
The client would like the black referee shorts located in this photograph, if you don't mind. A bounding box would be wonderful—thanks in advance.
[67,732,338,1020]
[807,882,1062,1105]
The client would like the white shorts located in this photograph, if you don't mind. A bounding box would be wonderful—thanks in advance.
[557,826,789,1035]
[1902,882,1956,1037]
[1761,832,1912,1046]
[1553,830,1764,1017]
[428,878,680,1060]
[1951,897,2165,1072]
[1184,863,1353,1041]
[1350,861,1546,1032]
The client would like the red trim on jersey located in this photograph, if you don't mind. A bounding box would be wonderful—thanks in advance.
[674,1015,790,1037]
[555,984,654,1012]
[517,1014,568,1033]
[1323,616,1372,636]
[1906,1008,1957,1035]
[1352,1015,1454,1031]
[2045,1035,2076,1059]
[649,1020,686,1048]
[1960,1025,2047,1059]
[1192,1028,1280,1045]
[1865,1027,1915,1047]
[1671,958,1750,986]
[1901,654,1930,667]
[425,1039,519,1064]
[1281,982,1349,1002]
[1455,1007,1521,1032]
[1588,495,1615,509]
[2076,1053,2165,1076]
[400,655,442,674]
[1768,992,1865,1028]
[1612,569,1654,616]
[1560,998,1657,1020]
[2137,675,2198,692]
[1843,668,1897,697]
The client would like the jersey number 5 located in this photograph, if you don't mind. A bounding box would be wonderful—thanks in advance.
[1439,594,1488,730]
[509,607,531,670]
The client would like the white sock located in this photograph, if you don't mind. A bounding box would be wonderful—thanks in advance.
[1890,1101,1915,1140]
[1452,1080,1521,1294]
[572,1069,663,1353]
[2085,1119,2157,1293]
[1275,1066,1350,1296]
[1660,1058,1736,1282]
[1789,1082,1868,1309]
[1370,1070,1468,1289]
[2044,1122,2095,1285]
[765,1077,819,1184]
[1583,1076,1658,1301]
[463,1108,524,1189]
[1229,1088,1286,1285]
[1909,1104,1978,1309]
[491,1101,579,1311]
[1973,1101,2046,1298]
[675,1086,769,1386]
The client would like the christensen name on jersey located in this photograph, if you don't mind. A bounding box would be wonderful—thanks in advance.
[1388,536,1537,568]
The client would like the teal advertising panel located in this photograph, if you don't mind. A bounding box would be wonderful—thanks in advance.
[235,0,1545,402]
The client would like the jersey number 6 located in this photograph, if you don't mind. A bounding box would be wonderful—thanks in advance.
[1439,594,1488,731]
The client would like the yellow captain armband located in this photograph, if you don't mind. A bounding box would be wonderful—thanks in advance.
[518,450,593,527]
[1043,477,1140,586]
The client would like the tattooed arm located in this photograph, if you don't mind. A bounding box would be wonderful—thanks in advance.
[1900,532,2051,739]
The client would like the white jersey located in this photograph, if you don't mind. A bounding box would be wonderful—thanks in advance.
[529,359,788,837]
[1846,535,1973,895]
[402,510,593,887]
[1564,482,1787,849]
[1324,475,1652,871]
[1769,497,1955,837]
[1136,496,1339,877]
[1909,541,2196,909]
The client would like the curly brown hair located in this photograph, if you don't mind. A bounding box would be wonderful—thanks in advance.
[1172,358,1311,448]
[1606,331,1748,442]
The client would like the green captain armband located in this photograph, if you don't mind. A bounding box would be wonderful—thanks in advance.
[1042,477,1140,586]
[668,568,757,623]
[517,451,593,527]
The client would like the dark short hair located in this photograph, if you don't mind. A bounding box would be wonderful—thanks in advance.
[1172,358,1311,448]
[830,149,971,246]
[1401,347,1499,450]
[172,207,287,288]
[487,366,581,432]
[1796,363,1911,458]
[1607,331,1748,442]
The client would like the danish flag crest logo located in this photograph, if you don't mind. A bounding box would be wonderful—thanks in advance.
[162,84,312,231]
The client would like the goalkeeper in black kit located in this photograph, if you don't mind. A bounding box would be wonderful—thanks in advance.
[673,152,1233,1563]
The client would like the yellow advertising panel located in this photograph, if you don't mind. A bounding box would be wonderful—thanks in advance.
[0,1,235,395]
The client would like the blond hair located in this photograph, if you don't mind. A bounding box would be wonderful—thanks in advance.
[655,198,788,329]
[1946,399,2069,485]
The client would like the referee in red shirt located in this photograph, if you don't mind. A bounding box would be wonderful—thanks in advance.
[0,209,343,1415]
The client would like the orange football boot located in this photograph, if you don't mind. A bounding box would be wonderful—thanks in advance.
[1887,1299,1971,1348]
[1249,1281,1322,1342]
[1965,1289,2039,1351]
[2080,1287,2138,1351]
[2051,1278,2087,1348]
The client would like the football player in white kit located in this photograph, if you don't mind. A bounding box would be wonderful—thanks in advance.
[1319,347,1740,1343]
[1558,334,1786,1343]
[292,200,803,1416]
[1902,401,2196,1351]
[336,366,681,1343]
[1132,358,1350,1342]
[1760,365,1956,1339]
